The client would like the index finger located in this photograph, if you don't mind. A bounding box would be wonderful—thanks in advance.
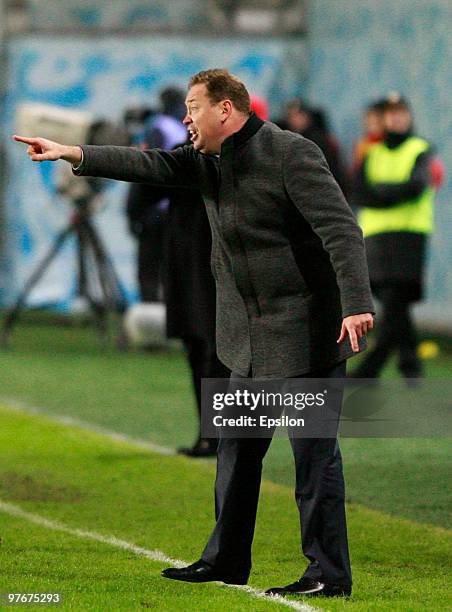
[348,327,359,352]
[13,135,38,145]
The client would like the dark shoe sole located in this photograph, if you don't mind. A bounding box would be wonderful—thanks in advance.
[161,571,247,585]
[266,586,351,598]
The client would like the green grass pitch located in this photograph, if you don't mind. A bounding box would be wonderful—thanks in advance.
[0,317,451,610]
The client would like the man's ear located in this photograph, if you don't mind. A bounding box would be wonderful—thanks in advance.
[220,100,233,122]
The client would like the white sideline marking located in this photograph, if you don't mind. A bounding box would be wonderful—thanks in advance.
[0,500,317,612]
[0,397,175,456]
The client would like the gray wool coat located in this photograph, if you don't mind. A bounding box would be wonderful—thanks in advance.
[75,113,374,378]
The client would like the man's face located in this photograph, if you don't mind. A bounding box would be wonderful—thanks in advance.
[286,108,311,133]
[364,110,384,138]
[383,108,412,134]
[183,84,225,154]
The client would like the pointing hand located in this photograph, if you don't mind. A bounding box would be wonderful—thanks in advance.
[13,135,82,165]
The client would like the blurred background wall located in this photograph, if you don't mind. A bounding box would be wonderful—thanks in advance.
[0,0,450,329]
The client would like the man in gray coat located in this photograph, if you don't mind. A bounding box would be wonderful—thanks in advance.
[15,68,374,598]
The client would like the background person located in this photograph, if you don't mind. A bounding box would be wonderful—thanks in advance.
[351,99,386,173]
[166,178,230,457]
[127,88,228,455]
[352,93,435,379]
[126,87,187,302]
[284,98,348,195]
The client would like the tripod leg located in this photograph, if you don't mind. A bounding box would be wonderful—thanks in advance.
[76,222,109,343]
[82,219,128,314]
[1,225,74,347]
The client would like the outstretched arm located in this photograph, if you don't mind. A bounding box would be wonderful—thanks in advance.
[13,135,198,189]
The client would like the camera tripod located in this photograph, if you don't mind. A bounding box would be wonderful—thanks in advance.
[1,197,128,347]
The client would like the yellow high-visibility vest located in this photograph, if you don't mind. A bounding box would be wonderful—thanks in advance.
[358,137,434,238]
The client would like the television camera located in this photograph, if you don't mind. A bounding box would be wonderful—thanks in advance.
[2,102,155,347]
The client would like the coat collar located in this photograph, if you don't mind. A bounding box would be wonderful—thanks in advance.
[221,112,264,154]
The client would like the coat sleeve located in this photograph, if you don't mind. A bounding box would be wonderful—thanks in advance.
[73,144,198,189]
[283,136,374,318]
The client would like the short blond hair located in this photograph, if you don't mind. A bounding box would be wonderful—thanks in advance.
[189,69,250,115]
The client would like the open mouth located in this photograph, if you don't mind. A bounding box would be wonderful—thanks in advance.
[189,128,199,144]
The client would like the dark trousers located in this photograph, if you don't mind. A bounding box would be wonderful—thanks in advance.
[355,285,422,378]
[184,336,230,438]
[201,360,352,585]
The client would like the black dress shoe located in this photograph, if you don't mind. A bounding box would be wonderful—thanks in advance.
[177,438,218,458]
[266,577,351,598]
[161,560,247,585]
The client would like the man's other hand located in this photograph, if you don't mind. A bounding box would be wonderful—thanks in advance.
[13,135,82,165]
[337,313,374,352]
